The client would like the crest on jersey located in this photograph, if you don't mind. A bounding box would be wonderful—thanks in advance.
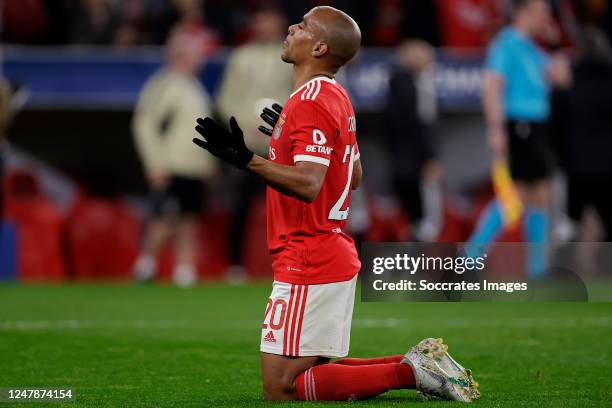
[272,118,285,140]
[273,117,284,140]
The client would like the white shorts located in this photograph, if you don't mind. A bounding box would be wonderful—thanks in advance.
[260,275,357,358]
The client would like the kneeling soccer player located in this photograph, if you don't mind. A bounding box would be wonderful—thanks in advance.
[192,5,480,402]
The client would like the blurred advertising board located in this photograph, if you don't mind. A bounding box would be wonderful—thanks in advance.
[2,46,484,112]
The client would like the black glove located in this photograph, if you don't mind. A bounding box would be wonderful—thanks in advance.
[193,116,254,169]
[258,103,283,137]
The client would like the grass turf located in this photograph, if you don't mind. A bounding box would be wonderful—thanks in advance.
[0,283,610,407]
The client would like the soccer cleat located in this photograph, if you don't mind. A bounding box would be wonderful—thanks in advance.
[402,337,480,402]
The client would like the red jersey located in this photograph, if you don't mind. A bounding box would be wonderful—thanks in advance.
[267,76,361,285]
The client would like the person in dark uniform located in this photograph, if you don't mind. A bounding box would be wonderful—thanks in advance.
[552,27,612,241]
[384,40,443,241]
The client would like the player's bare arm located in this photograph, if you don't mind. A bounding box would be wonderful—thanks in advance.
[247,156,327,203]
[192,113,328,203]
[257,102,361,195]
[352,159,362,190]
[482,71,507,156]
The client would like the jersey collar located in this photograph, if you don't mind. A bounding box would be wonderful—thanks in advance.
[290,76,336,98]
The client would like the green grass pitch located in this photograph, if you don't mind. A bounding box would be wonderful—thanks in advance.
[0,283,611,407]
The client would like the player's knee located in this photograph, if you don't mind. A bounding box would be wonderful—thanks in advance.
[262,373,296,400]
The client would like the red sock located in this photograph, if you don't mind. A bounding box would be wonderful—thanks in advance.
[334,355,403,365]
[295,363,415,401]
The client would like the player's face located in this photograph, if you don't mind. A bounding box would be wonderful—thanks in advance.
[281,13,317,64]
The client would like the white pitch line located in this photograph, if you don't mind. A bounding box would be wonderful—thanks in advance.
[0,319,220,331]
[0,317,609,331]
[351,317,612,328]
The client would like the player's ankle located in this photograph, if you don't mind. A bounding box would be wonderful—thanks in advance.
[394,362,416,389]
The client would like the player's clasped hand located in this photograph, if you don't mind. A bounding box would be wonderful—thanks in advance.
[193,116,254,169]
[258,103,283,137]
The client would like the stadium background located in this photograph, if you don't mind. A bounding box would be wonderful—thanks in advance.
[1,1,612,407]
[2,0,610,281]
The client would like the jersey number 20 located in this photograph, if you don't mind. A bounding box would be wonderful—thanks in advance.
[328,144,356,221]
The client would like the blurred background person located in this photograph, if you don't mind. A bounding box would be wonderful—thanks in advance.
[553,27,612,242]
[70,0,120,45]
[0,78,27,223]
[153,0,220,51]
[132,27,216,287]
[111,0,151,47]
[0,79,13,226]
[383,40,443,242]
[1,0,49,44]
[215,7,292,282]
[468,0,571,278]
[367,0,405,46]
[437,0,504,49]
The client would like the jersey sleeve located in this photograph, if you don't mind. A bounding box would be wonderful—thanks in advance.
[485,38,511,80]
[288,100,337,167]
